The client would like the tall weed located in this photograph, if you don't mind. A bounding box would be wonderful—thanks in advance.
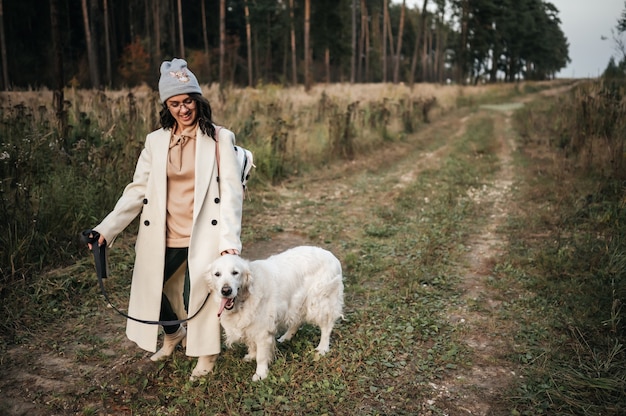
[507,81,626,414]
[0,93,149,287]
[517,80,626,178]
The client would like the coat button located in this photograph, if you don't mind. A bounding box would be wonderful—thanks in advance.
[211,219,218,226]
[144,220,150,226]
[216,176,220,182]
[143,198,148,204]
[214,197,220,204]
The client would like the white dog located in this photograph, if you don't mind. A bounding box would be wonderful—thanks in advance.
[206,246,344,381]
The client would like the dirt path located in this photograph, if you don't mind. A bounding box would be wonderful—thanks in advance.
[427,105,519,415]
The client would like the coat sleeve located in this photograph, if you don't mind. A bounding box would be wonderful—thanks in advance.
[216,128,244,253]
[93,134,154,246]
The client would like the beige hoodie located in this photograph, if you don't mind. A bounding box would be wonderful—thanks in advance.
[166,124,197,247]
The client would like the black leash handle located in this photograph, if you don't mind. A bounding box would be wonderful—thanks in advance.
[80,230,210,325]
[80,230,108,279]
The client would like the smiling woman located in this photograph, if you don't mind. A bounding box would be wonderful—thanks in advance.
[166,95,197,128]
[86,58,245,381]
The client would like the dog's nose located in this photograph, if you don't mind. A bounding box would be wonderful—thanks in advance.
[221,285,232,296]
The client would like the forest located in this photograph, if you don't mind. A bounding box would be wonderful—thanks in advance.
[1,0,570,90]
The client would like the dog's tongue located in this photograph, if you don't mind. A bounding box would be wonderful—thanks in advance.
[218,298,231,317]
[218,298,228,317]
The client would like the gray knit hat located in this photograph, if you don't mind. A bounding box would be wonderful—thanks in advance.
[158,58,202,103]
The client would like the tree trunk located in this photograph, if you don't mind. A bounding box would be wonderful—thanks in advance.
[244,0,253,86]
[371,9,381,81]
[304,0,311,91]
[422,17,431,82]
[393,0,406,84]
[457,0,469,84]
[437,3,447,83]
[169,2,176,59]
[438,28,447,83]
[177,0,184,59]
[290,0,297,85]
[325,47,330,83]
[363,4,370,82]
[81,0,100,88]
[385,4,395,70]
[357,0,363,81]
[358,0,368,82]
[282,29,288,82]
[201,0,211,80]
[152,1,161,67]
[50,0,67,137]
[103,0,112,87]
[219,0,225,85]
[0,0,8,90]
[265,13,271,82]
[409,0,428,86]
[382,0,388,83]
[351,0,356,83]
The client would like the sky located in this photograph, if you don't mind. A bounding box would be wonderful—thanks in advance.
[397,0,625,78]
[552,0,623,78]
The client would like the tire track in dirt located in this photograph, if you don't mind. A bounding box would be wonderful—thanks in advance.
[429,105,519,415]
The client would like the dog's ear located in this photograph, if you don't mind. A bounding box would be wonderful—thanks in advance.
[236,258,253,300]
[203,260,218,292]
[243,265,252,287]
[204,271,214,292]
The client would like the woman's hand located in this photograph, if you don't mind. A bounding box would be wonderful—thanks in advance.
[220,249,239,256]
[87,234,106,250]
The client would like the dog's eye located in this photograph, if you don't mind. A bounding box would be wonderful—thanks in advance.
[231,271,239,276]
[215,272,221,277]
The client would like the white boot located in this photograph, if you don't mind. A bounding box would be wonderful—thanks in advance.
[150,326,186,362]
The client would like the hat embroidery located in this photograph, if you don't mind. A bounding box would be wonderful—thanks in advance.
[169,69,190,83]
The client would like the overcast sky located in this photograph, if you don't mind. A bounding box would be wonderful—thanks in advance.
[552,0,623,78]
[397,0,625,78]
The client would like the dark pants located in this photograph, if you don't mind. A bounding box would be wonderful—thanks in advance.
[161,247,190,334]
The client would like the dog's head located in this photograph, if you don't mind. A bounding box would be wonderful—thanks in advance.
[205,254,251,317]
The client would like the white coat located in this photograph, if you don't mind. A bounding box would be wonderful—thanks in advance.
[94,126,243,357]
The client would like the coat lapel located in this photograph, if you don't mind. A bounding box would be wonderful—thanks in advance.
[153,129,171,217]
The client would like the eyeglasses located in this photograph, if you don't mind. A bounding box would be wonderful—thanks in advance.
[168,97,196,112]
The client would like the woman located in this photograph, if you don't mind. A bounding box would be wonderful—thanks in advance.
[89,58,243,380]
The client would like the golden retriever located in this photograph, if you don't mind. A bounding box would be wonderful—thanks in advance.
[206,246,344,381]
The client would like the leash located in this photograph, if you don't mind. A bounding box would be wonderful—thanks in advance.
[80,230,210,326]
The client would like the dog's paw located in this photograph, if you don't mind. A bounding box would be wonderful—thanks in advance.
[315,346,330,356]
[252,365,269,381]
[252,372,267,381]
[243,353,255,362]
